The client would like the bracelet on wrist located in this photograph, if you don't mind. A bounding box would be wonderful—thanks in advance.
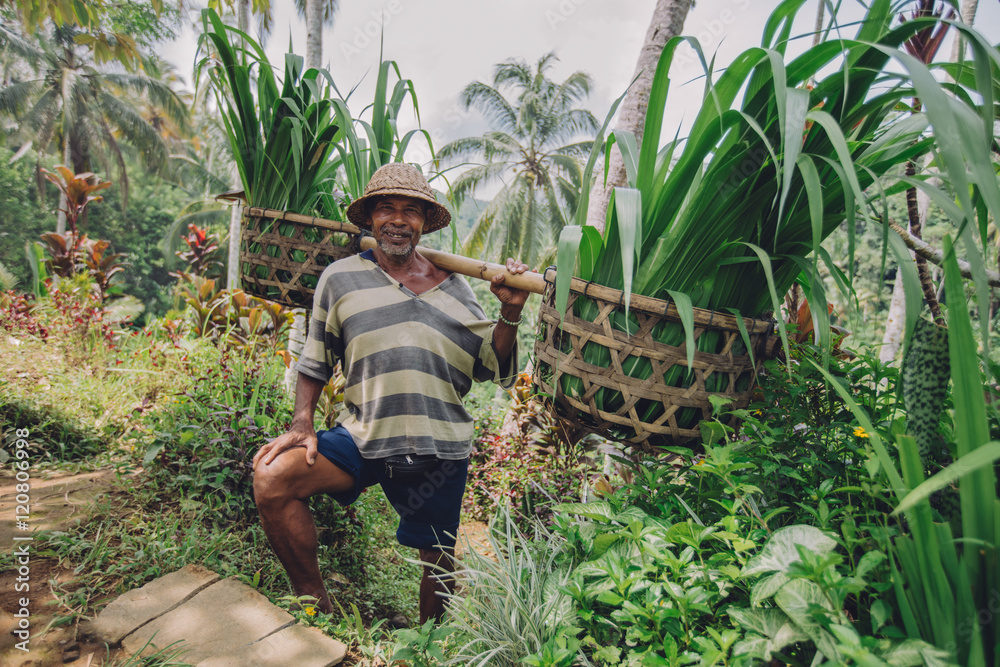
[498,312,523,327]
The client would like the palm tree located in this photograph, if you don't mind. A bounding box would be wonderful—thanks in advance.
[584,0,694,231]
[297,0,340,69]
[438,52,598,270]
[0,21,188,232]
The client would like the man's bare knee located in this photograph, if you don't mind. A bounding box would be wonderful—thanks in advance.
[253,451,301,507]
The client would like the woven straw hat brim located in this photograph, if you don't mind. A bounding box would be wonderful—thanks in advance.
[345,187,451,234]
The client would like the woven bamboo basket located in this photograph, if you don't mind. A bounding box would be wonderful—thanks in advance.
[532,270,780,449]
[239,207,362,308]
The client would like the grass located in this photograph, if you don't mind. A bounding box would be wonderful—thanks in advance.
[444,508,575,666]
[42,481,420,621]
[0,318,197,469]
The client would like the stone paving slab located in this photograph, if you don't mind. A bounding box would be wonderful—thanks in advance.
[196,623,347,667]
[122,577,296,664]
[89,564,221,644]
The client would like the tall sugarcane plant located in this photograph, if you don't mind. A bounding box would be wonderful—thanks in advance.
[197,7,433,219]
[554,0,1000,435]
[196,9,339,215]
[314,59,434,220]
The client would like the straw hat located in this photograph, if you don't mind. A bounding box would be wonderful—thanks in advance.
[345,163,451,233]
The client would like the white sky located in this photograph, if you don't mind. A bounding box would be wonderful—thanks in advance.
[158,0,1000,175]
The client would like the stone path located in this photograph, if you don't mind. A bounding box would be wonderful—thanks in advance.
[86,564,347,667]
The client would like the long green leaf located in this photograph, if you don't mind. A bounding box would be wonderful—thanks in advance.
[809,361,906,499]
[893,443,1000,516]
[614,187,641,323]
[665,289,695,370]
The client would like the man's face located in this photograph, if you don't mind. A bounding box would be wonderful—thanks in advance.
[370,195,425,258]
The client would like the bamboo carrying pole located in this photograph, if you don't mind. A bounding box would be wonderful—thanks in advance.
[243,206,774,335]
[244,206,549,295]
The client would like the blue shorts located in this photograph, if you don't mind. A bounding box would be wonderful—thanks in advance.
[315,426,468,551]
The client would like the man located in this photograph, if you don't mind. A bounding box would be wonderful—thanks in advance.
[252,163,528,623]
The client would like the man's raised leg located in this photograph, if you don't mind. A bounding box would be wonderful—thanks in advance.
[254,447,354,613]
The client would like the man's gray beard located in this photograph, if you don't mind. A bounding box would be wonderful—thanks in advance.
[378,236,414,257]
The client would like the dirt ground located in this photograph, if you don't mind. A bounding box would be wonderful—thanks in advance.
[0,468,495,666]
[0,469,125,667]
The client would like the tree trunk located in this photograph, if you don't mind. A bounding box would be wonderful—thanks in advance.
[584,0,694,232]
[949,0,979,63]
[284,309,308,391]
[226,164,241,290]
[306,0,323,70]
[880,267,908,363]
[812,0,825,47]
[57,51,73,234]
[237,0,249,33]
[227,0,250,290]
[882,0,978,360]
[880,177,935,362]
[290,0,325,390]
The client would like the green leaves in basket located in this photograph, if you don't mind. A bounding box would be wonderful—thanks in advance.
[664,289,694,371]
[613,187,641,325]
[553,86,629,325]
[321,59,433,219]
[196,9,339,214]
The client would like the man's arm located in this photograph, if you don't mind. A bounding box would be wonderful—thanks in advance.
[489,258,530,368]
[492,303,523,368]
[252,372,327,468]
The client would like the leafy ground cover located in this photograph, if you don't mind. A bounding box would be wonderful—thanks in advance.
[0,281,426,664]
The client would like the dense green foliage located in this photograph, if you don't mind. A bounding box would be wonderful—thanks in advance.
[82,170,191,318]
[0,17,189,203]
[0,147,50,288]
[0,278,423,641]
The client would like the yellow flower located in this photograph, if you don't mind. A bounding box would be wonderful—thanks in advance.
[853,426,869,438]
[305,606,317,617]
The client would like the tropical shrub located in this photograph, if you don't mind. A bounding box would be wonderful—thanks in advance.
[443,322,996,665]
[463,385,590,526]
[826,242,1000,666]
[140,345,291,522]
[445,508,579,667]
[173,223,224,281]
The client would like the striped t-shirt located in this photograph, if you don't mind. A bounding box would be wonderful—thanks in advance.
[296,249,517,459]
